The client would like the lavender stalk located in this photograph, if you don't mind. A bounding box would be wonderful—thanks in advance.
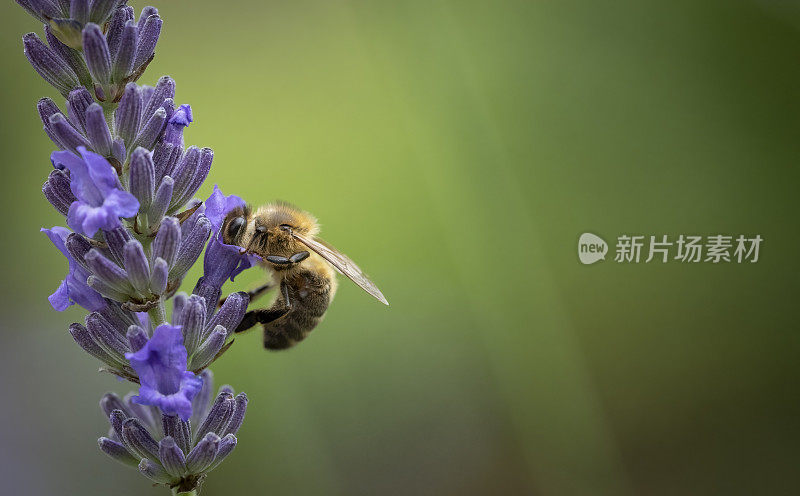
[17,2,257,492]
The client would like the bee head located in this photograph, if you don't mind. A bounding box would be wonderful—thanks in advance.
[223,202,319,264]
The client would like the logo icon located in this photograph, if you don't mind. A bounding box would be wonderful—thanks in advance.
[578,233,608,265]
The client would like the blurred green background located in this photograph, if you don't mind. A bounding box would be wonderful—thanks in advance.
[1,0,799,494]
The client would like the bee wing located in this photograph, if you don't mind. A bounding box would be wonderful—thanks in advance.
[292,232,389,305]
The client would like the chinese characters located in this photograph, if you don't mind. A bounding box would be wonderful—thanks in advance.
[613,234,762,263]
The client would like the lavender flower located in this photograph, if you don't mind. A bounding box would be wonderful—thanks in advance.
[42,225,106,311]
[52,147,139,236]
[126,324,202,421]
[98,370,247,492]
[164,103,192,148]
[16,1,262,493]
[196,185,259,306]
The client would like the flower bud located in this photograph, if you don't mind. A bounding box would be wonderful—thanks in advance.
[129,147,155,211]
[112,21,137,82]
[134,13,162,69]
[23,32,80,94]
[82,23,112,85]
[114,83,142,148]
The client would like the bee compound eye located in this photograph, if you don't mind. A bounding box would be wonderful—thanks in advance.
[227,217,246,238]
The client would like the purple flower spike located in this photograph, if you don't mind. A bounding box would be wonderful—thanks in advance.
[53,147,139,236]
[16,0,252,488]
[42,226,106,312]
[126,324,203,421]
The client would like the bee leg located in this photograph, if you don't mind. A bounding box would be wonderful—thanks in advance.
[235,280,292,333]
[217,282,274,308]
[282,282,291,309]
[235,307,290,333]
[247,282,275,303]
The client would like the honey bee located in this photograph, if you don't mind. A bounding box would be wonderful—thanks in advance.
[221,202,388,350]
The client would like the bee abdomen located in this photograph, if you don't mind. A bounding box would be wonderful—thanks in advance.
[262,269,335,350]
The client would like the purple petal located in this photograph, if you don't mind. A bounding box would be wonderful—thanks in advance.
[126,324,203,421]
[68,201,119,236]
[104,189,140,219]
[48,279,72,311]
[204,185,245,231]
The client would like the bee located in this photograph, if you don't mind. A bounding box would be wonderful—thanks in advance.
[221,202,388,350]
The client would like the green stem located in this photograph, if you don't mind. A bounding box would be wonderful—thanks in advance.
[148,300,168,326]
[100,100,116,129]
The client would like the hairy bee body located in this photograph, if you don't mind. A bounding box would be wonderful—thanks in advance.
[222,201,385,351]
[258,257,337,349]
